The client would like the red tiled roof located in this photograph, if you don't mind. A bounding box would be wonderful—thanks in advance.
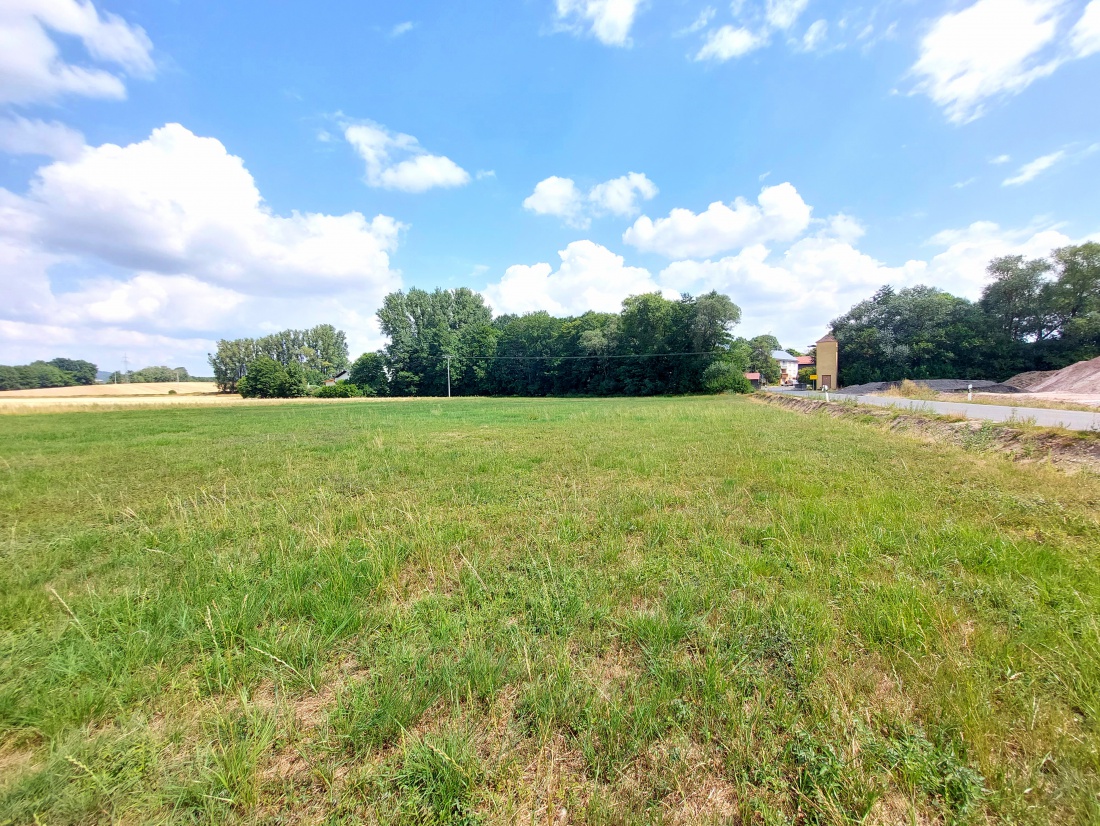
[744,372,761,380]
[796,355,814,365]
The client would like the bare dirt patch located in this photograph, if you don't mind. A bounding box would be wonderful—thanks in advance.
[0,745,38,790]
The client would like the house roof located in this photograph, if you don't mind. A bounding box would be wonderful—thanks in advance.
[771,350,797,362]
[797,355,815,366]
[744,372,761,380]
[817,334,837,343]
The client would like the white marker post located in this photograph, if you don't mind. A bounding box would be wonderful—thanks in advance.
[967,383,973,401]
[823,384,829,402]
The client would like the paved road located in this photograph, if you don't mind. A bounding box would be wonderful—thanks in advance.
[765,388,1100,431]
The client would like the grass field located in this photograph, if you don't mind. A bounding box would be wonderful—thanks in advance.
[1,396,1098,825]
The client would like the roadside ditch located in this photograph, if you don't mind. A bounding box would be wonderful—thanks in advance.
[755,393,1100,475]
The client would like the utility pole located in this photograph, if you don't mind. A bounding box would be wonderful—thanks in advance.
[122,353,129,383]
[445,355,452,398]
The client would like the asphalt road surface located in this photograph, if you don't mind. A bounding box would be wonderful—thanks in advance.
[766,388,1100,432]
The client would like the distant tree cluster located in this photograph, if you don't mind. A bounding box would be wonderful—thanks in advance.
[0,358,97,390]
[361,287,755,397]
[106,365,198,383]
[208,325,349,392]
[832,243,1100,385]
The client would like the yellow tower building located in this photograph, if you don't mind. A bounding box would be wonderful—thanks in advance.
[815,335,839,391]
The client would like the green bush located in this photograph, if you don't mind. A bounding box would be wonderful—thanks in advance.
[728,373,753,394]
[315,383,361,398]
[237,358,308,399]
[701,361,753,394]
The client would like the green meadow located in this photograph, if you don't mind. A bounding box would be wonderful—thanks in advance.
[0,396,1097,825]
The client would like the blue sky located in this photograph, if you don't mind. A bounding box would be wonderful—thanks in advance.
[1,0,1098,374]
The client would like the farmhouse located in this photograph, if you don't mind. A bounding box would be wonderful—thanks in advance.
[323,369,350,386]
[771,350,799,385]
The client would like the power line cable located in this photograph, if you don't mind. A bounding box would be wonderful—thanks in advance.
[441,350,724,362]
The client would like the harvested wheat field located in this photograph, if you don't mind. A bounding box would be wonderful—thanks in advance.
[0,381,221,398]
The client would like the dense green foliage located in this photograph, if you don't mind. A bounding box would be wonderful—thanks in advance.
[46,358,98,385]
[0,358,97,391]
[236,357,308,398]
[1,398,1097,823]
[833,243,1100,384]
[314,382,369,398]
[347,352,389,395]
[209,325,349,392]
[374,287,747,396]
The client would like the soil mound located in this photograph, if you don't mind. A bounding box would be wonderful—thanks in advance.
[1004,370,1059,390]
[1030,357,1100,393]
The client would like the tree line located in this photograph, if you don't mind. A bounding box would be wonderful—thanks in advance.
[209,289,790,398]
[370,288,766,397]
[832,243,1100,385]
[106,366,212,383]
[0,358,97,391]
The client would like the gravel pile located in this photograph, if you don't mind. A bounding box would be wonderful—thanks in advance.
[1028,356,1100,393]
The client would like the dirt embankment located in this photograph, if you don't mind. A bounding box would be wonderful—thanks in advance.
[756,393,1100,473]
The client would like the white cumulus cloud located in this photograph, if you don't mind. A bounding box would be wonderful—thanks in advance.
[524,172,658,228]
[0,0,154,105]
[623,182,812,259]
[523,176,586,226]
[483,240,674,317]
[555,0,644,47]
[343,120,470,193]
[0,124,406,372]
